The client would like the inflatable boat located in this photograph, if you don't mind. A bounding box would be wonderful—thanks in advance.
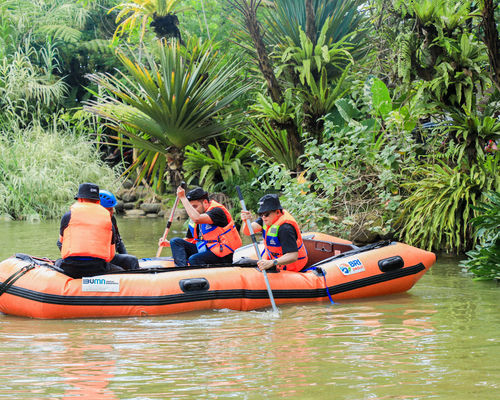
[0,233,435,319]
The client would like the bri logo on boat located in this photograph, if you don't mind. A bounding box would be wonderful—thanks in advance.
[337,258,365,276]
[81,277,120,293]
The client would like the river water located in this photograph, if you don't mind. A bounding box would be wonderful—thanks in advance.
[0,218,498,399]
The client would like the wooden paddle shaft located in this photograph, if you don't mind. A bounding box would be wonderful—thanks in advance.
[156,182,185,257]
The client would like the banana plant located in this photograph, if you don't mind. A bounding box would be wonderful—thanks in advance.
[85,37,250,191]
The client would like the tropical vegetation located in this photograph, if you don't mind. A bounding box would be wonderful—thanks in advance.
[1,0,499,279]
[461,191,500,280]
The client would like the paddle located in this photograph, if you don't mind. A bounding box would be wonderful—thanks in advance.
[156,181,186,257]
[236,185,279,313]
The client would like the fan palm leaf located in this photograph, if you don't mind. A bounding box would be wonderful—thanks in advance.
[85,38,250,190]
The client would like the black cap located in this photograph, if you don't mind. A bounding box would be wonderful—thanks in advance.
[257,194,282,214]
[186,187,209,201]
[74,183,100,200]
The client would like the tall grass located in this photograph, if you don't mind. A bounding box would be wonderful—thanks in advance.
[0,118,121,221]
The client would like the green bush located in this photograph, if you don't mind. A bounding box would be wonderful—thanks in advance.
[183,138,256,192]
[253,112,409,238]
[398,154,500,252]
[0,118,121,220]
[460,191,500,280]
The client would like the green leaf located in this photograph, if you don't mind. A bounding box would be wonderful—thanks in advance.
[371,78,392,118]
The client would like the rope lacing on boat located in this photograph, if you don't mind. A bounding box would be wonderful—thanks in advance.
[0,262,36,297]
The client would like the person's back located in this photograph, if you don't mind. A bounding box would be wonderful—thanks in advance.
[56,183,122,279]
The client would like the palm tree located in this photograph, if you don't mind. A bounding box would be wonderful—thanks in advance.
[227,0,368,166]
[85,37,251,191]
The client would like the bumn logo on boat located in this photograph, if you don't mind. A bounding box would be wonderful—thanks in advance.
[82,277,120,292]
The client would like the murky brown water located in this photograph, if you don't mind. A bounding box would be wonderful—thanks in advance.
[0,218,499,399]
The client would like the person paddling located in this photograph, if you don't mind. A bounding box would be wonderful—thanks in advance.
[158,186,242,267]
[240,194,308,272]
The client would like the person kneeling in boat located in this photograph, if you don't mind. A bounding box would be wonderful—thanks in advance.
[158,186,242,267]
[240,194,308,272]
[56,183,123,279]
[99,189,140,271]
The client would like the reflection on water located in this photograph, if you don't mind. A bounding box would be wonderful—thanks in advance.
[0,220,499,399]
[60,343,118,400]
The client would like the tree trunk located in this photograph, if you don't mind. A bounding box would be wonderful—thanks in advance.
[229,0,304,170]
[240,0,283,104]
[305,0,316,45]
[481,0,500,90]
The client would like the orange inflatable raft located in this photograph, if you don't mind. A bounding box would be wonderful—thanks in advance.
[0,233,435,319]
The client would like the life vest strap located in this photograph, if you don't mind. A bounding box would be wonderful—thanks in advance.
[207,242,235,253]
[195,225,237,243]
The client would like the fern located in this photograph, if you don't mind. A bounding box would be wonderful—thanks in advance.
[80,39,114,54]
[399,156,500,252]
[396,33,412,83]
[461,191,500,280]
[37,25,82,43]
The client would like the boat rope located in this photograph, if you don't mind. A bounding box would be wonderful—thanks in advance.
[15,253,63,273]
[0,262,35,297]
[303,267,335,304]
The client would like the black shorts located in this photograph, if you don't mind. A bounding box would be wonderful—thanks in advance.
[56,258,123,279]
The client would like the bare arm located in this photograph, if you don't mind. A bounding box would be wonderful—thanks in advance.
[257,252,299,271]
[240,210,262,235]
[178,186,213,224]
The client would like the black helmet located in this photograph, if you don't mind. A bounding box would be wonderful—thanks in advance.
[257,194,282,214]
[74,183,100,200]
[186,187,209,201]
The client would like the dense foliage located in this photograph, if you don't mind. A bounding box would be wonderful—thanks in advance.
[461,191,500,280]
[1,0,499,279]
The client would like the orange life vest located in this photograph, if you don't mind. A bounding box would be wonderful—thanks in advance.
[262,210,308,272]
[192,200,242,257]
[60,202,115,262]
[185,219,197,244]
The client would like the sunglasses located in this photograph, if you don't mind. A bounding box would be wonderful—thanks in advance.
[259,211,272,218]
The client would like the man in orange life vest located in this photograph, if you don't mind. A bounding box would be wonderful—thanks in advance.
[241,194,308,272]
[158,186,242,267]
[56,183,123,279]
